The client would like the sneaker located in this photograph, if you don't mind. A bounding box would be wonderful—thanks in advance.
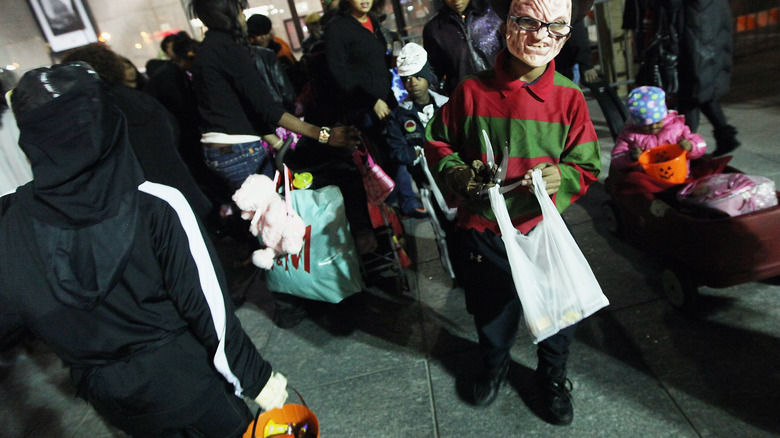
[472,357,510,406]
[535,367,574,425]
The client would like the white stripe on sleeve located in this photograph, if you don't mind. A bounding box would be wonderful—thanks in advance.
[139,181,245,397]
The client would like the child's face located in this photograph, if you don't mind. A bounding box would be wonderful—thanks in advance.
[505,0,571,69]
[637,120,665,135]
[403,75,430,102]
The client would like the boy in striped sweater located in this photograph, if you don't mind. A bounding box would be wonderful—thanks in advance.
[424,0,601,425]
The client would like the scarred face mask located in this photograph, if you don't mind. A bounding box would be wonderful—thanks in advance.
[505,0,571,69]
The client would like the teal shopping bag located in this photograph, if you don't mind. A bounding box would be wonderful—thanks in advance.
[265,185,363,303]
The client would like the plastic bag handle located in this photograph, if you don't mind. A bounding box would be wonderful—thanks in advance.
[272,166,294,215]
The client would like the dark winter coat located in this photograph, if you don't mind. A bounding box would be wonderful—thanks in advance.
[250,45,297,113]
[623,0,734,106]
[386,91,449,165]
[422,0,505,95]
[113,84,212,219]
[1,75,271,431]
[192,30,286,136]
[674,0,734,106]
[323,13,395,117]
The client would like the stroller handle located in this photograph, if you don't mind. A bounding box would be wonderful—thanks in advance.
[274,136,296,172]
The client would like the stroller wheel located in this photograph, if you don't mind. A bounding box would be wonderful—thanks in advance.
[661,268,699,310]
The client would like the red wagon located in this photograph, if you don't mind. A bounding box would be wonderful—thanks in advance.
[602,163,780,309]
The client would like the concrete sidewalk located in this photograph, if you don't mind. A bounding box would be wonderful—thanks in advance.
[2,48,779,437]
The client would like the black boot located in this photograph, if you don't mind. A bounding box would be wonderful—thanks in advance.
[472,356,510,406]
[535,366,574,425]
[712,125,740,157]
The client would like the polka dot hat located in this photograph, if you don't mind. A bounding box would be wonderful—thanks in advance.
[626,86,668,126]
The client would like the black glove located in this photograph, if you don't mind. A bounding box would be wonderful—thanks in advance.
[443,160,498,199]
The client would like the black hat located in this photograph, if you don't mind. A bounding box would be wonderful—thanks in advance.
[10,61,100,118]
[246,14,272,36]
[489,0,594,24]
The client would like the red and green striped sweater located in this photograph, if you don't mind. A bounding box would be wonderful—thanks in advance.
[424,50,602,235]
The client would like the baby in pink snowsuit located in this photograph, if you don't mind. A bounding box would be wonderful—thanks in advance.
[611,86,706,174]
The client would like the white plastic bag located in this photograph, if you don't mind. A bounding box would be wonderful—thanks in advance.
[488,169,609,343]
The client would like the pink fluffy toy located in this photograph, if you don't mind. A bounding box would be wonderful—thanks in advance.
[232,174,306,269]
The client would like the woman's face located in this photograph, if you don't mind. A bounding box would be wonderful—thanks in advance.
[444,0,469,14]
[348,0,373,17]
[505,0,571,69]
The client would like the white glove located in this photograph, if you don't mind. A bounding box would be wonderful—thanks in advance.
[254,371,288,411]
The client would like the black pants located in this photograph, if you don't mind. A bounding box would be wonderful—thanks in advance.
[450,228,577,372]
[79,331,253,438]
[680,99,730,133]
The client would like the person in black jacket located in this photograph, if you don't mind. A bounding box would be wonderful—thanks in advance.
[246,16,298,114]
[144,33,235,211]
[188,0,360,191]
[0,62,288,437]
[319,0,396,125]
[673,0,740,156]
[623,0,740,156]
[291,0,397,255]
[422,0,505,95]
[62,43,214,221]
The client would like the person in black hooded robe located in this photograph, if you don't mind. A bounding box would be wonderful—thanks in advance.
[0,62,288,437]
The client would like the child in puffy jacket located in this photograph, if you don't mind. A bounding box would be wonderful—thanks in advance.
[611,86,706,173]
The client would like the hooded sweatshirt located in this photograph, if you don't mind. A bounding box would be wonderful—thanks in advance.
[0,68,271,414]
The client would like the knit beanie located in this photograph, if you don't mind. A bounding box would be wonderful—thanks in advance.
[246,14,272,36]
[396,43,433,83]
[626,86,668,126]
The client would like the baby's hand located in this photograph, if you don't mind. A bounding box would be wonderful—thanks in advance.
[678,139,693,151]
[629,147,643,161]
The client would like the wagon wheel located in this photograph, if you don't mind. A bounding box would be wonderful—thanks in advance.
[661,268,699,309]
[601,200,623,237]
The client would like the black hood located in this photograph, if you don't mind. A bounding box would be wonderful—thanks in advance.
[12,63,144,310]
